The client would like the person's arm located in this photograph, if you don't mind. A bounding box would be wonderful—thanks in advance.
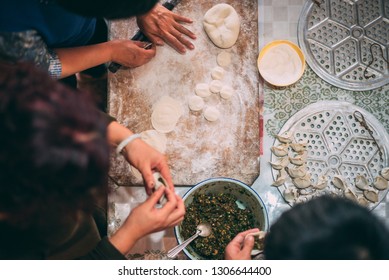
[136,4,196,54]
[107,121,174,195]
[55,40,156,78]
[224,229,260,260]
[109,185,185,255]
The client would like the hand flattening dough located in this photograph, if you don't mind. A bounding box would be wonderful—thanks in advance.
[188,95,205,111]
[211,66,225,80]
[203,4,240,49]
[195,83,212,97]
[204,106,220,122]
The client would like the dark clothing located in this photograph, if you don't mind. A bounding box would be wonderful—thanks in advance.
[0,212,125,260]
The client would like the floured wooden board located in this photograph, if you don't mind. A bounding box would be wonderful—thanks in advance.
[108,0,260,186]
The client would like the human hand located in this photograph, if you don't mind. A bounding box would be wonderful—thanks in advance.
[110,39,156,67]
[122,138,174,195]
[224,228,260,260]
[109,185,185,254]
[136,4,196,54]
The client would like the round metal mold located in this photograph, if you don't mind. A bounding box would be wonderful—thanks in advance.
[271,101,389,210]
[298,0,389,91]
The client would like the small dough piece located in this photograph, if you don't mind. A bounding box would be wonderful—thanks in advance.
[209,80,223,93]
[151,96,183,133]
[203,4,240,48]
[211,66,225,80]
[195,83,212,97]
[220,85,234,99]
[217,51,232,67]
[203,106,220,122]
[188,95,205,111]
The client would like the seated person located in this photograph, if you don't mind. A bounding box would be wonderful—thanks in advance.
[225,196,389,260]
[0,62,185,259]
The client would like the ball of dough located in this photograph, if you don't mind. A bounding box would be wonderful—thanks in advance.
[211,66,225,80]
[188,95,205,111]
[209,80,223,93]
[220,85,234,100]
[203,106,220,122]
[217,51,232,67]
[203,4,240,49]
[195,83,212,97]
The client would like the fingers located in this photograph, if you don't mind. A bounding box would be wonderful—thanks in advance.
[141,168,155,196]
[146,185,166,206]
[171,13,193,24]
[157,160,174,190]
[241,235,255,256]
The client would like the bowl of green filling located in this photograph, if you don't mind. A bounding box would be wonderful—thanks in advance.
[174,177,269,260]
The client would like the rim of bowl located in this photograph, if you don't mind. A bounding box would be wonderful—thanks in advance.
[173,177,269,260]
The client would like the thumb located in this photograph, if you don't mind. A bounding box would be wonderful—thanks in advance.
[241,235,255,256]
[146,185,165,206]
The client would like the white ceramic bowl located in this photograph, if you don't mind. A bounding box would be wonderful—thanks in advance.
[257,40,306,87]
[174,177,269,260]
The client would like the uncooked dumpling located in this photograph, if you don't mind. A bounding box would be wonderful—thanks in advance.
[203,4,240,48]
[211,66,225,80]
[188,95,205,111]
[203,106,220,122]
[195,83,212,97]
[217,51,232,67]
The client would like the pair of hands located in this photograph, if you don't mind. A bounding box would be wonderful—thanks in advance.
[109,184,185,254]
[111,4,196,68]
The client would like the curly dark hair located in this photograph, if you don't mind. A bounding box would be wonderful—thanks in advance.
[264,196,389,259]
[0,62,109,228]
[57,0,159,19]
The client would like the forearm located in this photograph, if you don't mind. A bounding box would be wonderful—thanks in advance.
[55,41,114,78]
[107,121,134,147]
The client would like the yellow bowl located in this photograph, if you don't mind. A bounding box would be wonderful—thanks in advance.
[257,40,306,87]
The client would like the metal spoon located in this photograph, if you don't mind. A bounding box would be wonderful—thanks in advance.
[167,223,212,259]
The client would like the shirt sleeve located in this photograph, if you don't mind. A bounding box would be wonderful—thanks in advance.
[0,30,62,78]
[78,237,127,260]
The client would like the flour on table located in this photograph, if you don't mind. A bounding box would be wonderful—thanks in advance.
[188,95,205,111]
[203,106,220,122]
[151,96,183,133]
[211,66,225,80]
[209,80,223,93]
[195,83,212,97]
[203,3,240,49]
[217,51,232,67]
[220,85,234,100]
[258,43,303,86]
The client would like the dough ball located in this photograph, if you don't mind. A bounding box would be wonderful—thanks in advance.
[203,4,240,49]
[203,106,220,122]
[217,51,232,67]
[209,80,223,93]
[220,85,234,100]
[195,83,212,97]
[211,66,225,80]
[188,95,205,111]
[151,96,183,133]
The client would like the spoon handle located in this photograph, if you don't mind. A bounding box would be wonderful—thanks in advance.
[167,230,201,259]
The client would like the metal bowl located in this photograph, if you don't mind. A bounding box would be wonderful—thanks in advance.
[174,177,269,260]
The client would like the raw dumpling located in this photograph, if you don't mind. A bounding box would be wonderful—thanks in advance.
[270,144,289,157]
[373,176,389,190]
[355,175,369,191]
[380,167,389,180]
[332,175,346,190]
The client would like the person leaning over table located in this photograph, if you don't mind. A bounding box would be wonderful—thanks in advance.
[0,62,185,259]
[225,196,389,260]
[0,0,194,194]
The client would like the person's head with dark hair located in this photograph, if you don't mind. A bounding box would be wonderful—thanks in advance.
[0,62,109,229]
[263,195,389,259]
[57,0,159,19]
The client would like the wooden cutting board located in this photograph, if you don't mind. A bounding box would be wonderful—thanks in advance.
[108,0,261,186]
